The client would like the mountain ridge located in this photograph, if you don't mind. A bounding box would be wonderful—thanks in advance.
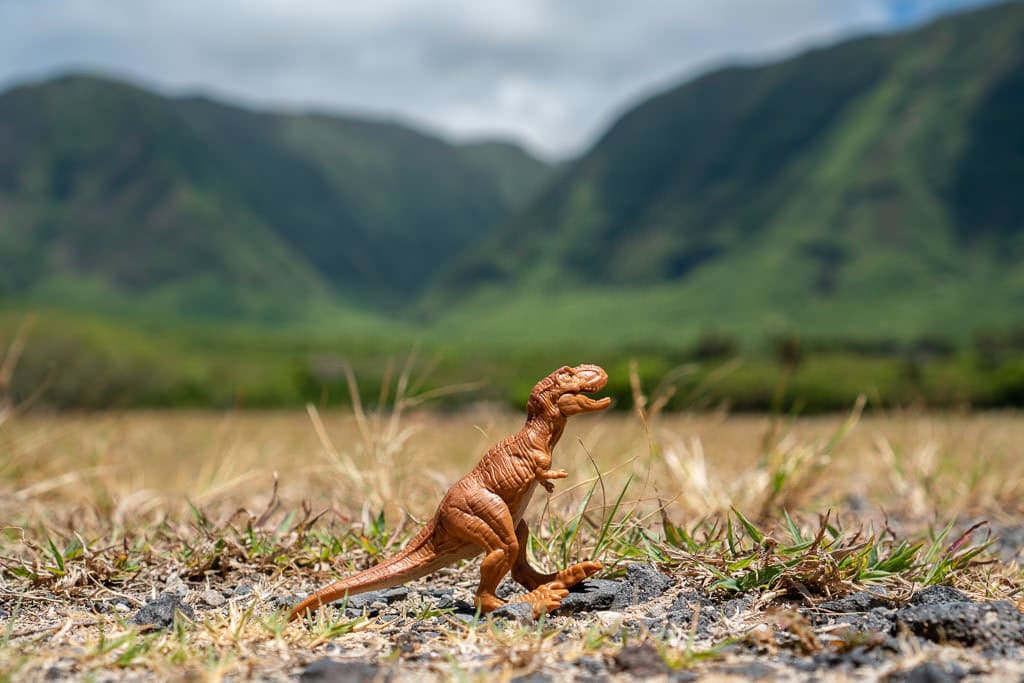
[425,1,1024,344]
[0,73,553,319]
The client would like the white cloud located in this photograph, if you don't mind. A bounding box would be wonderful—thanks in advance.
[0,0,993,157]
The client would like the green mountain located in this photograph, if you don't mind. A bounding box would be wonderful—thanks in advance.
[457,140,562,208]
[0,75,552,320]
[429,2,1024,347]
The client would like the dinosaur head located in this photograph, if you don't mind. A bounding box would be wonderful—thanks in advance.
[528,364,612,418]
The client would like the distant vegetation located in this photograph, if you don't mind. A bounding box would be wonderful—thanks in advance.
[3,310,1024,413]
[1,3,1023,410]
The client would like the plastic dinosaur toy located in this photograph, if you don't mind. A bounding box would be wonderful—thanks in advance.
[289,363,612,621]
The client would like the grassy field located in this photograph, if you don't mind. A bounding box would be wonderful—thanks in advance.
[1,374,1022,680]
[4,308,1024,413]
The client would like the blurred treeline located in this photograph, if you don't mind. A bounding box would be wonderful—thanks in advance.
[4,312,1023,413]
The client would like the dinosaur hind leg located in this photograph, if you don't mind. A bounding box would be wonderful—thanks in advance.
[443,494,520,613]
[444,494,566,617]
[511,520,603,591]
[511,520,555,589]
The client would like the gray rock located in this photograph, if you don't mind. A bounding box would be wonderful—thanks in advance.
[510,673,552,683]
[490,602,535,623]
[429,596,476,614]
[611,563,672,609]
[906,585,972,607]
[445,614,480,628]
[820,589,891,613]
[300,658,385,682]
[712,662,777,680]
[573,656,607,675]
[200,589,225,608]
[884,662,964,683]
[611,644,670,677]
[896,600,1024,652]
[556,579,622,614]
[419,600,480,627]
[233,584,254,597]
[128,594,196,629]
[342,587,409,610]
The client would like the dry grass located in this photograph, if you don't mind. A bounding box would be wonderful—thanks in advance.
[0,368,1022,680]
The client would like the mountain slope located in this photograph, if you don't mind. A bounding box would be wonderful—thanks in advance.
[457,140,561,208]
[429,2,1024,345]
[0,75,552,319]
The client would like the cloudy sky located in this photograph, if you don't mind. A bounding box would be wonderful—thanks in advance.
[0,0,1000,158]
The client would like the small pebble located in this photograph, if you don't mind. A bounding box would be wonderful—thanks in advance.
[595,610,624,632]
[300,658,381,682]
[129,594,196,629]
[163,575,188,598]
[201,589,226,608]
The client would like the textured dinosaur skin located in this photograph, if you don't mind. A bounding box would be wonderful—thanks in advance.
[288,364,611,621]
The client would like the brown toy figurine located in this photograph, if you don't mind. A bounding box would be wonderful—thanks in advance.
[288,364,612,621]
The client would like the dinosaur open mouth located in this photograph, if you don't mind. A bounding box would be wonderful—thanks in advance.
[557,391,612,413]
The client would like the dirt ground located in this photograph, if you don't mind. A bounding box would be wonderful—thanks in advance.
[1,407,1022,680]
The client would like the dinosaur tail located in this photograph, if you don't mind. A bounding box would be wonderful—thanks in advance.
[287,525,445,621]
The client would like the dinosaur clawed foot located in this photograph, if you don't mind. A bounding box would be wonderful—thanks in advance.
[552,560,602,589]
[508,582,570,618]
[505,562,601,617]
